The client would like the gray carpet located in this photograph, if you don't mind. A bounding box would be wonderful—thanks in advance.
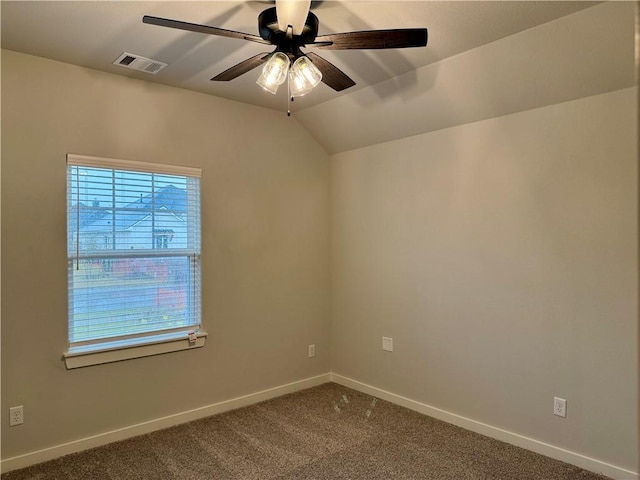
[1,383,610,479]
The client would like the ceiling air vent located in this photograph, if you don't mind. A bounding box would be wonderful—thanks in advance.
[113,52,167,74]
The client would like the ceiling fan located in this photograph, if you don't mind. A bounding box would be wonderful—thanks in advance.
[143,0,428,112]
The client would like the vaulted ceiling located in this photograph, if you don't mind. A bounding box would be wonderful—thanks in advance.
[1,1,598,110]
[2,1,634,153]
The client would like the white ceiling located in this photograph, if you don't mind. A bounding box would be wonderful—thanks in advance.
[297,1,636,153]
[1,1,600,113]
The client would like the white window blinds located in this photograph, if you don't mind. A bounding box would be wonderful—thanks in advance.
[66,154,201,351]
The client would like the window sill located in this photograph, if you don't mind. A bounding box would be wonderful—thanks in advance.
[63,331,207,369]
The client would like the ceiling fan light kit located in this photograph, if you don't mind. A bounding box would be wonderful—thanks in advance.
[257,53,323,98]
[142,0,428,115]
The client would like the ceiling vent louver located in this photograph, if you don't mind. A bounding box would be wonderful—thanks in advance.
[113,52,167,74]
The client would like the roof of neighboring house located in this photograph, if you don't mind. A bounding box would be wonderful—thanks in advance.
[70,184,187,233]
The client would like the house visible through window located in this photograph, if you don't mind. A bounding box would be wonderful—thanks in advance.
[154,229,174,249]
[66,155,202,362]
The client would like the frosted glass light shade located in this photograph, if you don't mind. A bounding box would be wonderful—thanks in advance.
[256,52,290,95]
[289,56,322,97]
[276,0,311,35]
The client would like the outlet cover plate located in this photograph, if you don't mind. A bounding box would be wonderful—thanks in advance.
[9,406,23,426]
[554,397,567,418]
[382,337,393,352]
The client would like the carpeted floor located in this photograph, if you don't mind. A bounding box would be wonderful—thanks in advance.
[1,383,610,479]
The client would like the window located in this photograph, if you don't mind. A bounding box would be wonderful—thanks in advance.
[64,155,204,368]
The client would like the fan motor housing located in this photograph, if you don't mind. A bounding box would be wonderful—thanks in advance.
[258,7,318,45]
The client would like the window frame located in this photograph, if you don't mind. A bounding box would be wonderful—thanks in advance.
[63,154,205,369]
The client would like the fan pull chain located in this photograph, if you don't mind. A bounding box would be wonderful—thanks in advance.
[287,74,291,117]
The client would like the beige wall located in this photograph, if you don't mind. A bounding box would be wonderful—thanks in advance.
[330,87,638,471]
[1,49,330,458]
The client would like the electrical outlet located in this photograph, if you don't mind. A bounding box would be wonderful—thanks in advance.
[553,397,567,418]
[9,406,23,426]
[382,337,393,352]
[308,344,315,358]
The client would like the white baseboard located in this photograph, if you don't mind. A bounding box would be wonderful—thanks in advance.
[330,373,638,480]
[3,372,637,480]
[0,373,331,474]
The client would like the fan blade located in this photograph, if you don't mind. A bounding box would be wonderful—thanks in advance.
[312,28,428,50]
[211,53,271,81]
[143,15,271,45]
[306,52,355,92]
[275,0,311,35]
